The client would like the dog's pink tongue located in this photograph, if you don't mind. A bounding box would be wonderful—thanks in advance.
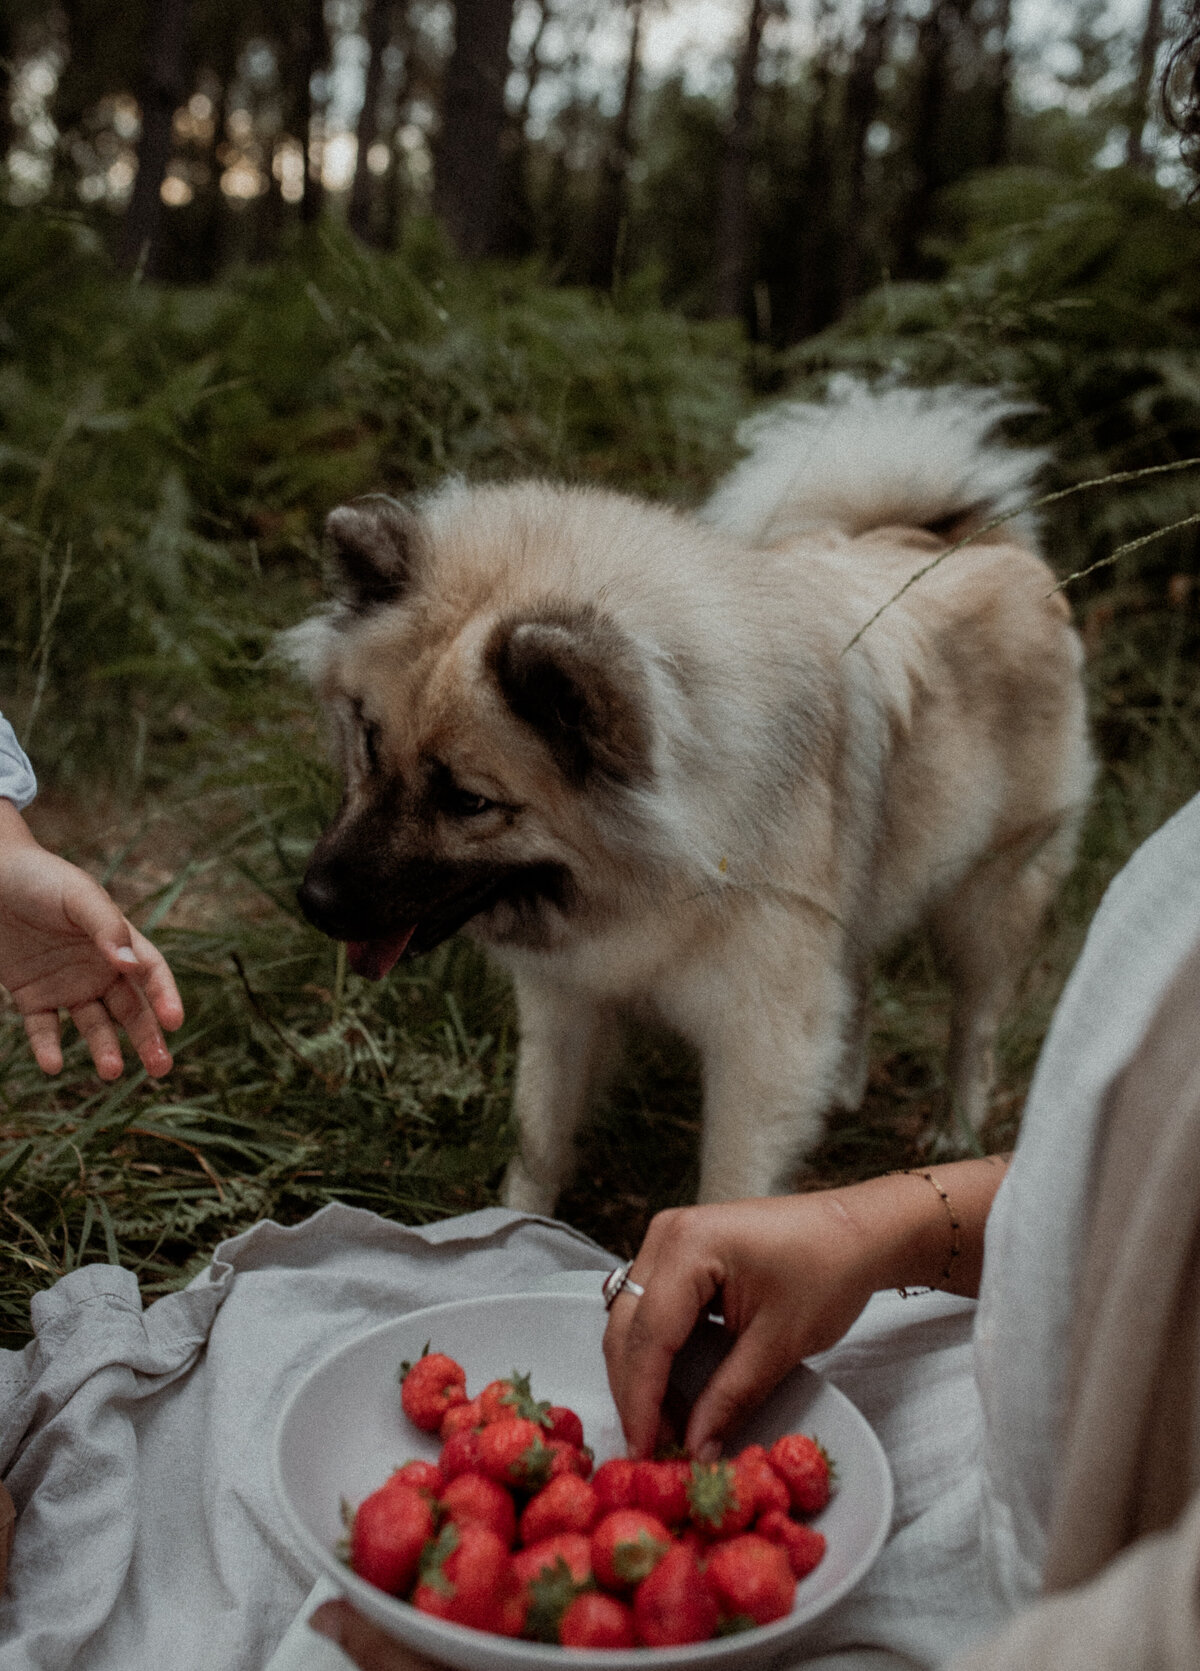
[346,925,416,980]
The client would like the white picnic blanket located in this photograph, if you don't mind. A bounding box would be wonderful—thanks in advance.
[3,789,1200,1671]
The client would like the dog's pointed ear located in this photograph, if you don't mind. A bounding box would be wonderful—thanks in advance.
[325,496,423,612]
[486,607,653,788]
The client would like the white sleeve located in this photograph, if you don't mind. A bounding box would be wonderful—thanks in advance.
[0,712,36,808]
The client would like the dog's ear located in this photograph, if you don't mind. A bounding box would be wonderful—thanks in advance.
[325,496,423,612]
[486,607,653,788]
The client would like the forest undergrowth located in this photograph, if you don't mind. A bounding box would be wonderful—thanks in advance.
[3,182,1200,1346]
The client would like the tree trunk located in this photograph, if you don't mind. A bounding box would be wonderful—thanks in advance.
[1127,0,1165,171]
[892,0,970,281]
[982,0,1013,168]
[349,0,395,241]
[838,0,896,310]
[496,0,552,256]
[434,0,519,259]
[117,0,191,274]
[298,0,331,228]
[713,0,769,319]
[590,0,643,289]
[787,14,840,341]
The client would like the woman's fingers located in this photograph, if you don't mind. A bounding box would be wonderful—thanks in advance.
[603,1216,725,1459]
[683,1313,800,1460]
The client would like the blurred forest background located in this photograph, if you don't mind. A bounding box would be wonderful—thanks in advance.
[2,0,1200,1340]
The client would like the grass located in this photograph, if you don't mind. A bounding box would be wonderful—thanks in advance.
[4,202,1200,1347]
[4,579,1199,1350]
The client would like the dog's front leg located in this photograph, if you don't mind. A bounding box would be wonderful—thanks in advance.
[663,931,854,1203]
[500,974,617,1216]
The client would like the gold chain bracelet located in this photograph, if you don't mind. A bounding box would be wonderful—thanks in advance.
[889,1168,962,1295]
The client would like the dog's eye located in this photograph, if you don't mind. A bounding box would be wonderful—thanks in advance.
[448,787,495,818]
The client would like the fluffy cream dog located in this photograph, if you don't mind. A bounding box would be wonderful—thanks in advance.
[289,381,1093,1210]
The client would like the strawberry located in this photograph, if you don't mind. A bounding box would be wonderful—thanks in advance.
[511,1532,594,1589]
[440,1396,485,1441]
[546,1439,593,1482]
[439,1426,484,1482]
[736,1443,790,1519]
[756,1510,827,1579]
[593,1457,640,1513]
[440,1471,518,1547]
[633,1544,719,1646]
[519,1472,599,1545]
[399,1349,468,1434]
[634,1458,692,1526]
[687,1457,755,1538]
[559,1591,637,1649]
[590,1509,672,1591]
[349,1480,435,1596]
[479,1370,551,1427]
[767,1434,833,1516]
[411,1521,511,1631]
[388,1459,444,1497]
[476,1416,556,1492]
[510,1534,593,1642]
[705,1533,796,1627]
[544,1405,585,1449]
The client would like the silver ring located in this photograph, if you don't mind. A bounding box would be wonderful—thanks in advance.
[602,1263,646,1309]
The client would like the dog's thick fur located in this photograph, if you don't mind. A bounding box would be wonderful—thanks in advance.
[288,382,1093,1210]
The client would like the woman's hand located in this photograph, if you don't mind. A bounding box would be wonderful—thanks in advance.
[309,1600,439,1670]
[0,800,184,1079]
[603,1160,1008,1462]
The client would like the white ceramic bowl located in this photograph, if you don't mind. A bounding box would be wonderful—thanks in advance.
[273,1291,893,1671]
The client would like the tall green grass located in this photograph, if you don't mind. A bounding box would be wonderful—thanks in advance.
[3,180,1200,1345]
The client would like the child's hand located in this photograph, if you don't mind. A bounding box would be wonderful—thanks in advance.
[0,801,184,1079]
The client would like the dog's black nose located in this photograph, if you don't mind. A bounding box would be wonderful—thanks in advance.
[296,869,341,933]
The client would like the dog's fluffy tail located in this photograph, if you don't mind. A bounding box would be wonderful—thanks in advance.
[699,377,1047,548]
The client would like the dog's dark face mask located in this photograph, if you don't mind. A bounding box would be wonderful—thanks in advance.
[297,782,573,977]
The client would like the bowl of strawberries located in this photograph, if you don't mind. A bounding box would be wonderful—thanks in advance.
[273,1289,893,1669]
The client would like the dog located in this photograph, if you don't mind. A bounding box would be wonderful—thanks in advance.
[287,381,1093,1211]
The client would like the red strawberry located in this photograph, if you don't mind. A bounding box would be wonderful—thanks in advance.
[479,1370,551,1427]
[439,1427,484,1482]
[633,1544,719,1646]
[411,1521,511,1631]
[546,1439,593,1482]
[705,1533,796,1626]
[635,1459,692,1526]
[440,1471,518,1547]
[559,1591,637,1649]
[511,1532,593,1588]
[440,1396,485,1441]
[388,1459,444,1497]
[756,1510,827,1579]
[477,1417,556,1492]
[519,1473,599,1545]
[767,1434,833,1516]
[349,1480,435,1596]
[593,1457,640,1513]
[400,1350,468,1434]
[591,1509,672,1591]
[510,1533,594,1642]
[736,1443,790,1519]
[687,1457,755,1538]
[544,1405,585,1449]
